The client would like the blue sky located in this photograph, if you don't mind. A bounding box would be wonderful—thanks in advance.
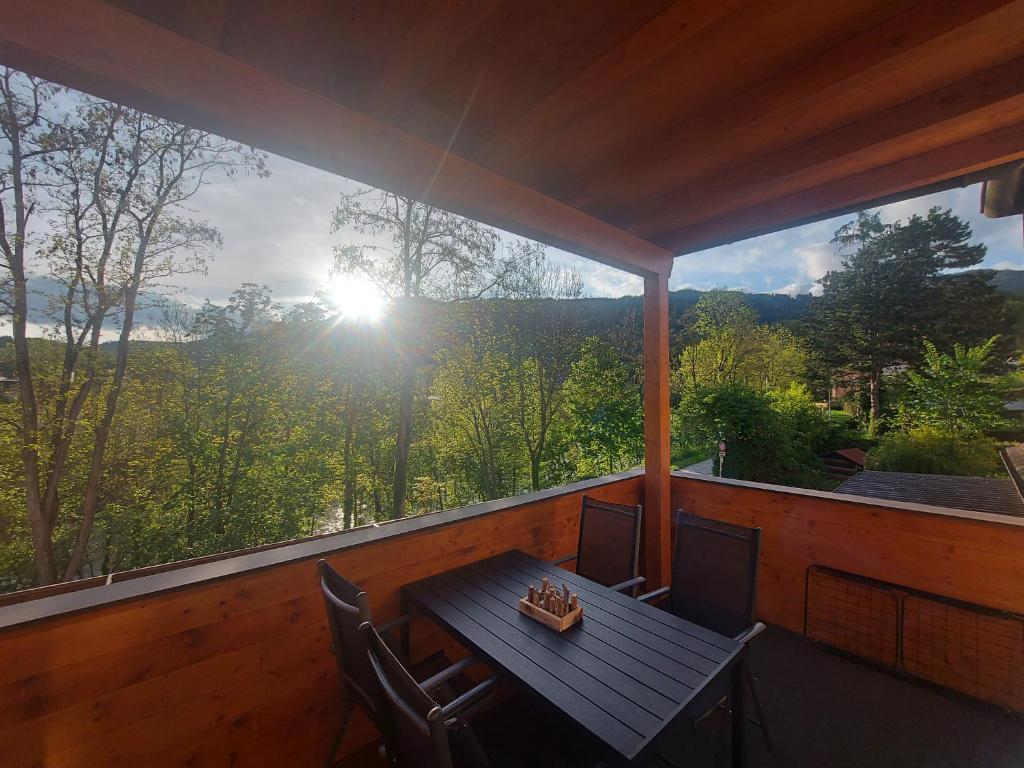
[178,152,1023,306]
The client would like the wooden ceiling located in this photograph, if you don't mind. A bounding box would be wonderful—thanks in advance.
[3,0,1024,274]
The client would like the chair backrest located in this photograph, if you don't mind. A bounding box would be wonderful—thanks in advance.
[318,559,382,719]
[361,622,454,768]
[574,495,643,588]
[668,511,761,638]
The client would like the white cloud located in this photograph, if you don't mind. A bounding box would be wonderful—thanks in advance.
[992,259,1022,270]
[794,242,842,283]
[772,282,822,297]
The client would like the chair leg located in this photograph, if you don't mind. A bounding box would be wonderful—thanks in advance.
[713,704,729,768]
[744,662,774,757]
[326,696,355,768]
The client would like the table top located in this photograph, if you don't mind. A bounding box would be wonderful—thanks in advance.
[402,549,742,763]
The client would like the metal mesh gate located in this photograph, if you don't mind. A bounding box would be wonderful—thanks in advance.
[804,565,1024,712]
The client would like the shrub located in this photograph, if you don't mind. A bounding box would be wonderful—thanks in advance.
[866,426,1004,477]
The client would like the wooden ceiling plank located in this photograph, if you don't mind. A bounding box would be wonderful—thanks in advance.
[570,0,1024,218]
[661,121,1024,254]
[521,0,908,197]
[423,1,681,160]
[629,57,1024,238]
[366,0,502,121]
[471,0,746,172]
[0,0,672,276]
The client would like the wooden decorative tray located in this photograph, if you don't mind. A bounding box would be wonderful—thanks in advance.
[517,577,582,632]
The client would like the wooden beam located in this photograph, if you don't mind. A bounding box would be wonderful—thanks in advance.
[643,272,672,589]
[661,120,1024,253]
[0,0,672,277]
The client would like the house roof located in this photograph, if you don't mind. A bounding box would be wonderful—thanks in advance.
[2,1,1023,273]
[827,448,867,466]
[1000,443,1024,495]
[836,470,1024,517]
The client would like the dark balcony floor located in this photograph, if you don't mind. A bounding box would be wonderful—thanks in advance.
[741,625,1024,768]
[341,625,1024,767]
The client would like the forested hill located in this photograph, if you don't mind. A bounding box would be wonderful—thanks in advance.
[562,288,812,325]
[447,288,813,349]
[971,268,1024,296]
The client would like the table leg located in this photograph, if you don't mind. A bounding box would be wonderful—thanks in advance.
[731,655,746,768]
[399,592,412,662]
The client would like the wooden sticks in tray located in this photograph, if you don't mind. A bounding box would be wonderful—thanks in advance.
[518,575,583,631]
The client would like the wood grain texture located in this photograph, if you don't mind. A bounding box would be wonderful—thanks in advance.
[643,274,671,589]
[0,474,642,768]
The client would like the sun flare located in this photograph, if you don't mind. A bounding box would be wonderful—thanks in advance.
[328,274,387,322]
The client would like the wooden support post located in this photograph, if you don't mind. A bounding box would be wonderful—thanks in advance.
[643,271,672,589]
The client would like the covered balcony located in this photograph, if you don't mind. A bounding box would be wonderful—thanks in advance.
[1,1,1023,767]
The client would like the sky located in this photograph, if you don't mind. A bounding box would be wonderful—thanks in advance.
[178,151,1023,307]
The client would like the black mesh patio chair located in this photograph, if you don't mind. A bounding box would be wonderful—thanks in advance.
[638,511,773,756]
[361,622,499,768]
[554,496,645,594]
[318,560,487,768]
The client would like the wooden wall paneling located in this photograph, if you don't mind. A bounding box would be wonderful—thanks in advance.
[0,645,261,765]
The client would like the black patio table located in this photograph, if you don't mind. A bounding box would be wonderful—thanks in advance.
[402,549,745,767]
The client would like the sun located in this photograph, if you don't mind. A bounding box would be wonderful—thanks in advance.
[327,273,387,322]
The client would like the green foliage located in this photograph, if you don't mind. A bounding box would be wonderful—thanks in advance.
[673,293,808,395]
[898,337,1007,435]
[562,338,643,477]
[867,427,1004,477]
[676,383,837,488]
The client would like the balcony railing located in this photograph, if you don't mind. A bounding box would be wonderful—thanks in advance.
[1,468,1022,767]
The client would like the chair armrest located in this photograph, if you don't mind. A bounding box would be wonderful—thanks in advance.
[733,621,767,645]
[376,613,412,635]
[439,674,499,719]
[419,654,478,694]
[609,575,646,593]
[553,554,577,566]
[637,586,670,604]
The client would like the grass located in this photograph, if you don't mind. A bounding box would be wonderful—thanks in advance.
[672,446,711,468]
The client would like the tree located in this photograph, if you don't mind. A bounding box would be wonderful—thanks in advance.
[562,337,643,476]
[808,208,1000,433]
[430,339,521,503]
[331,189,501,518]
[673,292,806,394]
[899,337,1006,435]
[0,69,266,584]
[500,246,584,490]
